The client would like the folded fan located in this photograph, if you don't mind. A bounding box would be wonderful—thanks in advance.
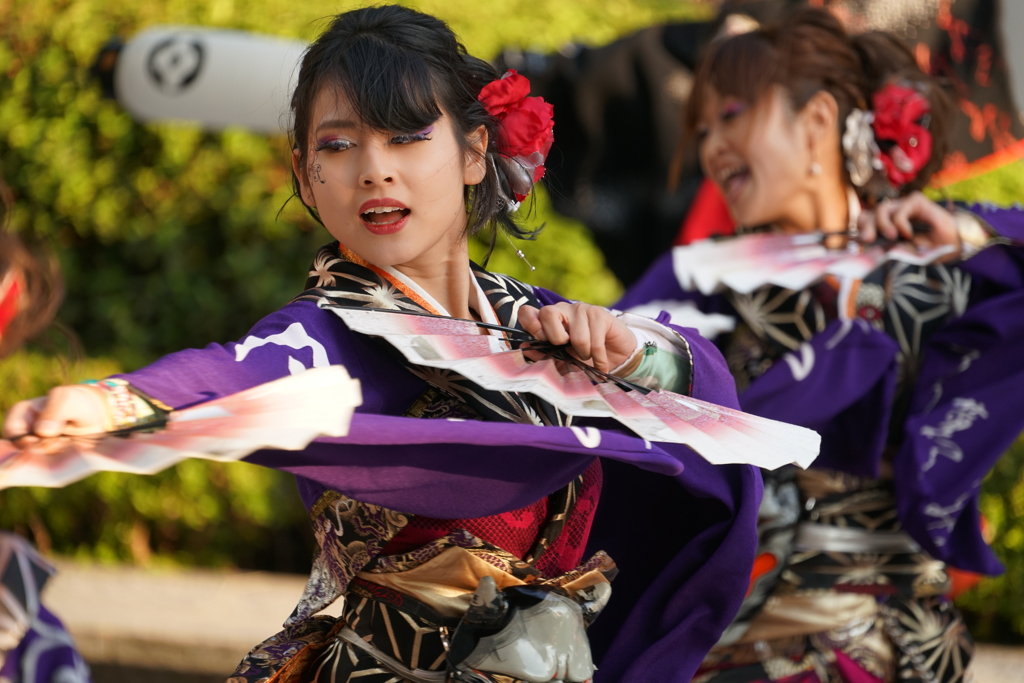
[326,305,819,470]
[0,366,362,490]
[672,232,956,295]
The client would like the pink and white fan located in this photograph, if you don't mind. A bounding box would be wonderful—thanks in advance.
[326,306,819,470]
[0,366,362,490]
[672,232,956,295]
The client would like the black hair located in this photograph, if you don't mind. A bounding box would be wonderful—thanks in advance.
[290,5,533,239]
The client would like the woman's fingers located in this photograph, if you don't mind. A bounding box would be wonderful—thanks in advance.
[519,303,637,372]
[521,304,575,346]
[518,305,544,340]
[857,211,878,244]
[587,307,611,372]
[889,197,917,240]
[519,304,573,361]
[863,193,960,260]
[564,306,591,361]
[873,199,900,241]
[3,386,112,447]
[3,397,46,443]
[35,387,87,437]
[537,304,573,346]
[890,193,960,257]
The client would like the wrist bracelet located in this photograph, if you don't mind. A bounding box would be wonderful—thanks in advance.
[81,379,171,431]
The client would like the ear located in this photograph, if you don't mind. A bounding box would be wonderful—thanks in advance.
[801,90,840,155]
[292,147,317,208]
[463,125,489,186]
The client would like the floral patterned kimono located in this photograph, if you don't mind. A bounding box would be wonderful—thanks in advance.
[618,204,1024,683]
[114,241,762,683]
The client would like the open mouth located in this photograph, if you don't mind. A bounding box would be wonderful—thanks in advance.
[718,164,750,204]
[358,199,411,234]
[360,206,411,225]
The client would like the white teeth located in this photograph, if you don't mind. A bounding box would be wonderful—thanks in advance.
[368,206,402,214]
[717,166,746,184]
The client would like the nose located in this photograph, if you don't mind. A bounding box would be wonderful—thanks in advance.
[358,142,395,187]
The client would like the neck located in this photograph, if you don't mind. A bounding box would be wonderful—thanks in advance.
[392,241,474,320]
[776,176,852,235]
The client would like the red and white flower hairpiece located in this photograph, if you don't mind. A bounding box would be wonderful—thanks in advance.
[478,70,555,211]
[842,82,933,192]
[871,83,932,187]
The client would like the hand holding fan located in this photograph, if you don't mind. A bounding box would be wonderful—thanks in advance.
[325,305,819,470]
[0,366,362,490]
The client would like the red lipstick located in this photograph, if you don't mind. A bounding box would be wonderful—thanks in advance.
[359,198,410,235]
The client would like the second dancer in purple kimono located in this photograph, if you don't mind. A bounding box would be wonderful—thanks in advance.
[4,6,761,683]
[620,9,1024,683]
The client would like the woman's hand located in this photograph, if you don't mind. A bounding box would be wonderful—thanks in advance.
[2,385,113,447]
[857,192,961,261]
[519,303,637,373]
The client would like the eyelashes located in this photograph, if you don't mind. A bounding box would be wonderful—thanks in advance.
[694,101,749,142]
[390,126,434,144]
[312,125,434,152]
[721,102,748,121]
[314,138,353,152]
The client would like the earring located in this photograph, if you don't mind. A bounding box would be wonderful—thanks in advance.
[506,233,536,271]
[810,161,822,176]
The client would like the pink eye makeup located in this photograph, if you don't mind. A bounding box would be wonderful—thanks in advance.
[314,137,354,152]
[720,101,748,121]
[390,125,434,144]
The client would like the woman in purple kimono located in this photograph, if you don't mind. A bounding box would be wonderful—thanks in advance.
[619,8,1024,683]
[4,6,760,683]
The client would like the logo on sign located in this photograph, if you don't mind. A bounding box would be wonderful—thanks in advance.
[147,36,204,93]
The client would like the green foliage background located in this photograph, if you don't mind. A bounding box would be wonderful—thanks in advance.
[0,0,1022,639]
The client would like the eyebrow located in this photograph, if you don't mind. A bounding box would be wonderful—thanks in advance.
[315,119,359,134]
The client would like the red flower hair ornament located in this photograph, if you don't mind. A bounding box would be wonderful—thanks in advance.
[478,70,555,209]
[871,83,933,188]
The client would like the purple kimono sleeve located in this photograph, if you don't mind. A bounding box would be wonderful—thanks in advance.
[967,202,1024,242]
[893,211,1024,574]
[115,300,363,410]
[739,319,901,477]
[894,288,1024,574]
[588,452,760,683]
[959,204,1024,292]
